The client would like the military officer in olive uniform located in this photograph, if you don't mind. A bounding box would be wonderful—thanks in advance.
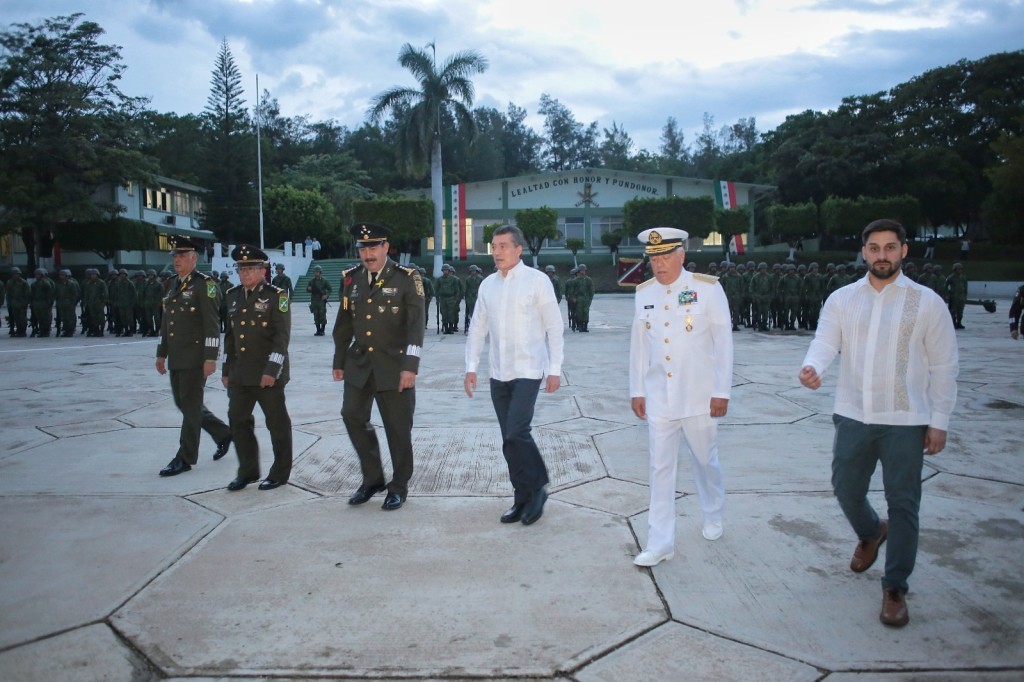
[221,245,293,491]
[30,268,56,337]
[307,265,332,335]
[333,223,426,511]
[155,237,232,477]
[418,266,435,329]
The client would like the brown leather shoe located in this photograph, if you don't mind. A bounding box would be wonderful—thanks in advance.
[850,520,888,573]
[880,588,909,627]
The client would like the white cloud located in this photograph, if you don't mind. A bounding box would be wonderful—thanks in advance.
[2,0,1022,152]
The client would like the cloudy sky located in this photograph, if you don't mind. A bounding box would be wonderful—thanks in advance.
[4,0,1023,152]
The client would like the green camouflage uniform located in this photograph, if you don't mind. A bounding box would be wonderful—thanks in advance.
[82,271,108,337]
[54,273,81,337]
[306,272,332,335]
[6,272,30,336]
[30,272,56,337]
[571,269,595,332]
[435,269,463,334]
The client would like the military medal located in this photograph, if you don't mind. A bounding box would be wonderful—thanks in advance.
[686,314,693,332]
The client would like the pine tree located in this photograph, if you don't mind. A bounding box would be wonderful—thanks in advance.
[201,39,255,244]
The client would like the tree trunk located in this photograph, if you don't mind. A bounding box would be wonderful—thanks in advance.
[431,135,444,278]
[20,225,37,272]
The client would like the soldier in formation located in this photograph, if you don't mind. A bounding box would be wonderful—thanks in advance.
[544,265,563,306]
[463,264,483,333]
[306,265,332,336]
[54,269,81,337]
[564,266,578,330]
[570,264,595,332]
[418,266,435,329]
[82,268,108,337]
[6,267,30,336]
[435,263,463,334]
[30,268,56,337]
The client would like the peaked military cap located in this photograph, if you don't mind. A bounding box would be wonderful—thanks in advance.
[231,243,269,266]
[350,222,391,247]
[637,227,688,255]
[168,236,201,255]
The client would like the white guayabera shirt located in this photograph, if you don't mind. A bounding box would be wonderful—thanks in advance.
[802,272,958,429]
[465,259,564,381]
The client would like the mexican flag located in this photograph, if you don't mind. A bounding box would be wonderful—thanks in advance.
[714,180,737,210]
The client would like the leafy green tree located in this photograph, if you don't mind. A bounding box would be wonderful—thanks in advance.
[369,42,488,278]
[55,217,153,267]
[599,122,635,169]
[658,116,691,175]
[137,111,206,184]
[263,185,335,252]
[352,197,432,264]
[0,14,155,269]
[765,203,818,244]
[538,94,599,171]
[623,196,716,239]
[502,103,543,176]
[600,228,625,265]
[983,124,1024,242]
[565,238,585,267]
[277,153,371,243]
[715,208,751,258]
[515,206,559,268]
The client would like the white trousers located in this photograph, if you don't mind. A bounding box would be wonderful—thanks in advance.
[645,413,725,553]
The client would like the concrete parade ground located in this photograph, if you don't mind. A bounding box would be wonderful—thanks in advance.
[0,292,1022,681]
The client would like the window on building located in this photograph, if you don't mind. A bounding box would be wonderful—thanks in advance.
[548,217,583,248]
[145,187,171,212]
[174,191,189,215]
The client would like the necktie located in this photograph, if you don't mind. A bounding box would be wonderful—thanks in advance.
[370,272,378,288]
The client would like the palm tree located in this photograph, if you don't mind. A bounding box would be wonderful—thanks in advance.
[368,42,488,277]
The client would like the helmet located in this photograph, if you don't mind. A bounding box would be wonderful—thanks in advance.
[275,263,285,271]
[118,268,128,275]
[544,265,555,272]
[313,265,322,272]
[758,262,768,270]
[10,266,21,275]
[809,262,819,270]
[147,269,157,276]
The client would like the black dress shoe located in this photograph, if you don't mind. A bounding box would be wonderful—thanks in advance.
[258,479,284,491]
[159,457,192,477]
[381,492,406,510]
[500,502,525,524]
[348,483,387,505]
[521,488,548,526]
[212,437,232,460]
[227,476,259,491]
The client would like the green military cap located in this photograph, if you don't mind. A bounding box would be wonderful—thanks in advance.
[168,236,201,255]
[231,243,269,266]
[350,222,391,247]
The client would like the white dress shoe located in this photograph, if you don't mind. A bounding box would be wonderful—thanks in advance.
[702,521,724,541]
[633,549,674,567]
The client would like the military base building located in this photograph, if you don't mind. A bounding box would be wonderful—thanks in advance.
[429,168,776,260]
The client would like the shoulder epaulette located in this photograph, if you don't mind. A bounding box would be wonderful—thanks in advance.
[267,284,285,294]
[694,273,720,284]
[342,264,363,276]
[396,264,417,276]
[226,284,242,293]
[636,277,656,291]
[195,271,212,280]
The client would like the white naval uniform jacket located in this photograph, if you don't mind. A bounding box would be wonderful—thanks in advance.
[629,270,734,420]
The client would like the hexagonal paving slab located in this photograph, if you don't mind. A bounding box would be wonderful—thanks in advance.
[112,497,663,678]
[0,495,220,649]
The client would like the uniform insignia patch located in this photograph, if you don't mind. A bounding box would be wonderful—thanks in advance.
[679,290,698,305]
[207,282,218,299]
[383,287,397,297]
[279,295,289,313]
[413,274,424,298]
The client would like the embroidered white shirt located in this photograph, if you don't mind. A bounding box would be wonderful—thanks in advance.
[801,273,958,430]
[465,260,564,380]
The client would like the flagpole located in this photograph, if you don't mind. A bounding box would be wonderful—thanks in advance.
[256,74,265,249]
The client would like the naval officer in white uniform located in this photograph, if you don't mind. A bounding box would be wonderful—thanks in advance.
[629,227,734,567]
